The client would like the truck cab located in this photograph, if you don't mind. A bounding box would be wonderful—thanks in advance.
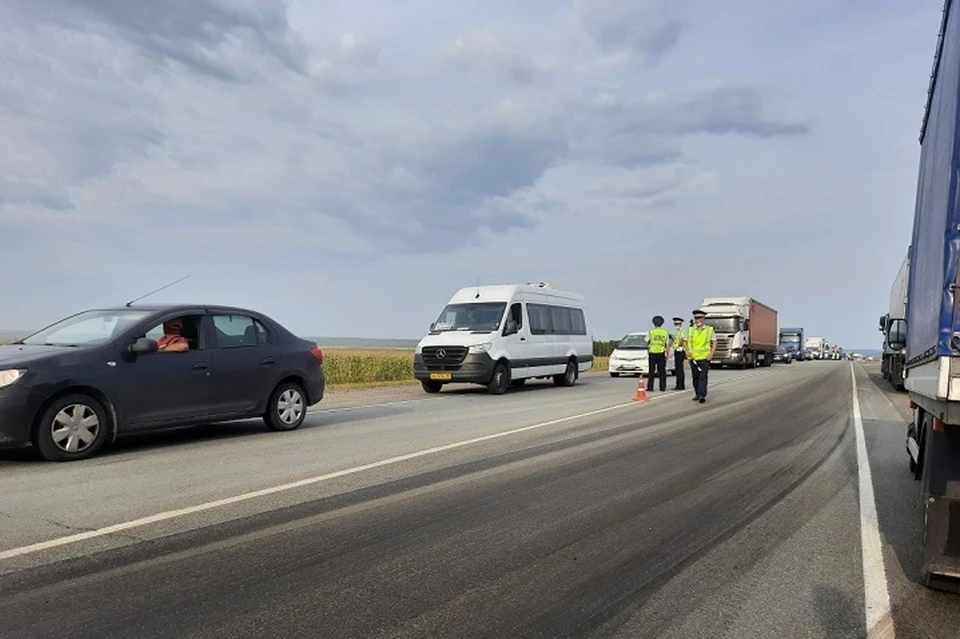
[778,327,806,361]
[699,296,777,369]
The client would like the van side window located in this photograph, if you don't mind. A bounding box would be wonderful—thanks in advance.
[510,303,523,328]
[551,307,572,333]
[571,308,586,335]
[528,304,552,335]
[527,304,586,335]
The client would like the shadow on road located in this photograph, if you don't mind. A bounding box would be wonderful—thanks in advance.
[813,584,865,637]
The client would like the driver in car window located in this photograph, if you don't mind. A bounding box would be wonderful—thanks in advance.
[158,318,189,353]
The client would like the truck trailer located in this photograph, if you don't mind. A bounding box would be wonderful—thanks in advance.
[698,297,778,368]
[902,0,960,591]
[880,247,910,391]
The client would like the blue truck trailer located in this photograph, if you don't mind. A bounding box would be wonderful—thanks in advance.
[778,327,805,361]
[902,0,960,591]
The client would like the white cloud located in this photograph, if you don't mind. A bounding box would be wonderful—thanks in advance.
[0,0,940,348]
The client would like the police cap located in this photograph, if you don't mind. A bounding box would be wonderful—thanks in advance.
[692,309,707,317]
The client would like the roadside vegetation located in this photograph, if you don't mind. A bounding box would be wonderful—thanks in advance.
[0,341,611,384]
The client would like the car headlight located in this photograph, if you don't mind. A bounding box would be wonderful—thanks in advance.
[468,343,492,354]
[0,369,25,388]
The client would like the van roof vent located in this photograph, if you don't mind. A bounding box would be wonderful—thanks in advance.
[527,281,556,289]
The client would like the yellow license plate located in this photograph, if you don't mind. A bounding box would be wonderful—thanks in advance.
[430,372,452,380]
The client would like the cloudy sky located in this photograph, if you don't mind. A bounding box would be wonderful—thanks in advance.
[0,0,944,348]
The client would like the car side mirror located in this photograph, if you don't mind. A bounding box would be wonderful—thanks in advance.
[504,319,518,336]
[429,322,436,332]
[129,337,158,355]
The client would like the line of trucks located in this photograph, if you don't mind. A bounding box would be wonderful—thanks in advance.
[884,0,960,591]
[609,295,846,374]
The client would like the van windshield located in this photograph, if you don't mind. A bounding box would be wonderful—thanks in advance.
[433,303,507,332]
[616,334,649,350]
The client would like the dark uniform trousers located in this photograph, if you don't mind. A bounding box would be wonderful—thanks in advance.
[673,350,686,390]
[690,359,711,399]
[647,353,667,391]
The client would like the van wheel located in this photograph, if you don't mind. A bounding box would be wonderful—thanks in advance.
[422,381,443,393]
[554,359,577,387]
[33,394,109,462]
[488,362,510,395]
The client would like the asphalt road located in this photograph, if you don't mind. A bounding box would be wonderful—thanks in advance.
[0,362,957,638]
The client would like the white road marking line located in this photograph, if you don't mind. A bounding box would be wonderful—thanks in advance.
[0,371,766,561]
[850,364,896,638]
[0,399,659,561]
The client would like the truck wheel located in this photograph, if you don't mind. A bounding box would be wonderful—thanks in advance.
[488,362,510,395]
[422,381,443,393]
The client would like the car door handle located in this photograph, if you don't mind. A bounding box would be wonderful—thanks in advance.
[193,362,208,370]
[262,357,275,365]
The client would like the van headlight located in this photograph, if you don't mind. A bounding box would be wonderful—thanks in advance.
[0,369,25,388]
[415,344,423,354]
[469,343,492,354]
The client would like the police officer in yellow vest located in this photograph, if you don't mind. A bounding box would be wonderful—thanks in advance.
[683,309,717,403]
[671,316,687,390]
[647,315,669,392]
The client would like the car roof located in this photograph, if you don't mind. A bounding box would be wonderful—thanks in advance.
[94,303,263,314]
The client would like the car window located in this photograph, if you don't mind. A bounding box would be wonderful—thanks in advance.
[213,314,263,348]
[21,309,150,346]
[254,319,271,345]
[143,314,205,351]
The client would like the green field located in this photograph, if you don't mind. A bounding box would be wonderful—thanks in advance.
[325,349,608,389]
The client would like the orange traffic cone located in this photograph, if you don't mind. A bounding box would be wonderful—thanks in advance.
[634,374,648,402]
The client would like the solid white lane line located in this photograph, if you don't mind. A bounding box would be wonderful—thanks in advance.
[0,399,656,561]
[0,370,769,562]
[850,364,896,638]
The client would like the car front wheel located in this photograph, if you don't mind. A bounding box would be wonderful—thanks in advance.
[34,394,109,462]
[265,381,307,431]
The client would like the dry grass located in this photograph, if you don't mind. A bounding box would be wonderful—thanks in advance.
[591,356,609,372]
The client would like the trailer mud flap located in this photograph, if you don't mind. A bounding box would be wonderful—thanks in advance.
[921,419,960,584]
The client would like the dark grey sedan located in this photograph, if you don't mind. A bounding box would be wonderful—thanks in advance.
[0,304,325,461]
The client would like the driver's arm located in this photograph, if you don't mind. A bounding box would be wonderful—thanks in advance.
[159,337,189,352]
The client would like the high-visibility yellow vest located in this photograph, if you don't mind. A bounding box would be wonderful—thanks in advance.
[687,324,714,360]
[649,327,669,354]
[673,327,686,351]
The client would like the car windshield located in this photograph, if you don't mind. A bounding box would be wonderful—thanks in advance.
[616,334,649,349]
[20,309,151,347]
[780,334,801,343]
[433,303,506,332]
[704,317,740,333]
